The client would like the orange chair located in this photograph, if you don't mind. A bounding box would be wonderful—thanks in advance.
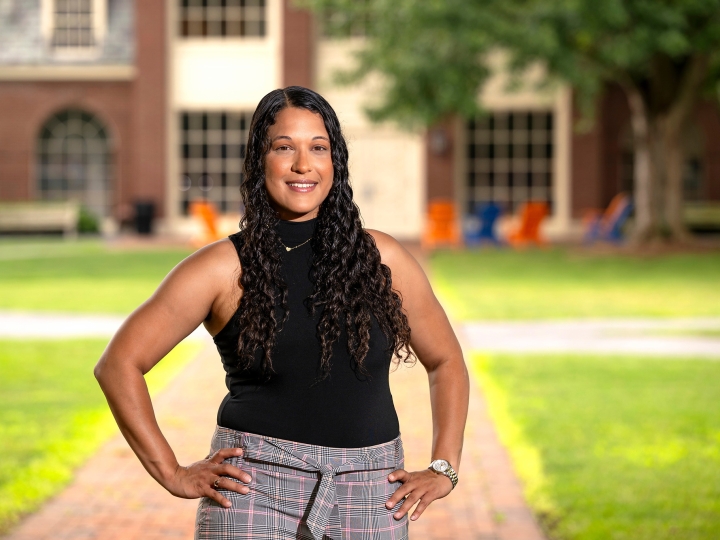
[422,199,462,249]
[507,201,549,246]
[190,200,222,247]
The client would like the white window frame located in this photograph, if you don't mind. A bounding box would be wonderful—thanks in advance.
[41,0,107,59]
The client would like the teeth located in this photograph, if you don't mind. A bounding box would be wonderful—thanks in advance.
[288,183,314,188]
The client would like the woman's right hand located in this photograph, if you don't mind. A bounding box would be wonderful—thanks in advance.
[166,447,252,508]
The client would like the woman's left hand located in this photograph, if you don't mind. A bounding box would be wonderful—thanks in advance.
[385,468,453,521]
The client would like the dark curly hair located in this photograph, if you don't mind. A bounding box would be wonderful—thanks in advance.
[236,86,415,378]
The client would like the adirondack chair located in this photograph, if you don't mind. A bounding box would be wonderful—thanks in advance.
[422,199,462,249]
[190,200,222,247]
[465,202,502,245]
[506,201,549,246]
[583,193,633,243]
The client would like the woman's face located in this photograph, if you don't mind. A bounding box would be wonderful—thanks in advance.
[264,107,334,222]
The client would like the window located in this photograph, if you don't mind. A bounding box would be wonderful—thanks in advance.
[37,109,113,220]
[179,111,252,215]
[180,0,267,38]
[52,0,94,47]
[41,0,106,53]
[466,111,554,213]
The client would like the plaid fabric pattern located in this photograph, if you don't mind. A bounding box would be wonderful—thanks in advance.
[195,426,408,540]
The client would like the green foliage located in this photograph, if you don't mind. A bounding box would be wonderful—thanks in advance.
[77,206,100,234]
[0,339,202,532]
[0,239,192,313]
[429,248,720,320]
[302,0,720,126]
[472,352,720,539]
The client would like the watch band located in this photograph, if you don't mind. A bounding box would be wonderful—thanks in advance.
[428,459,459,489]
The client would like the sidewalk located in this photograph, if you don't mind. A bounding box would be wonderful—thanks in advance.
[2,340,545,540]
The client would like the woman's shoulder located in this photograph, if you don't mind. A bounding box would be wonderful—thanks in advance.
[174,236,241,285]
[364,229,415,271]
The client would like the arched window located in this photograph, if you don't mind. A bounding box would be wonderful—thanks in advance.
[37,109,113,220]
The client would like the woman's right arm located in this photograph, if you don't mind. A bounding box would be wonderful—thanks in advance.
[93,240,251,508]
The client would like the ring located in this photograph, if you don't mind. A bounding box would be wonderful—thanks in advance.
[213,477,221,489]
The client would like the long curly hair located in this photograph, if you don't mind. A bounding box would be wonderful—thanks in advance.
[236,86,415,378]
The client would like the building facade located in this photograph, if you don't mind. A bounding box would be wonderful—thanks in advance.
[1,0,719,239]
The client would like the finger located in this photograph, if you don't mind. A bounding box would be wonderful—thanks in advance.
[394,492,423,520]
[385,482,413,509]
[205,486,232,508]
[212,475,250,495]
[387,469,409,483]
[217,463,252,484]
[410,497,432,521]
[210,447,244,464]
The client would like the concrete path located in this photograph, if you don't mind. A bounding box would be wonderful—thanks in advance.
[0,311,206,340]
[2,338,545,540]
[3,311,718,357]
[462,317,720,358]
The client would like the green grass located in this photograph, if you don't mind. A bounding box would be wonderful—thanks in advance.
[429,248,720,320]
[471,353,720,540]
[0,338,203,532]
[0,239,192,313]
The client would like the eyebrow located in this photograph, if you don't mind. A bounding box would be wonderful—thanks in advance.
[272,135,330,142]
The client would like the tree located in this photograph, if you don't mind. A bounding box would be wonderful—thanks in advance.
[302,0,720,242]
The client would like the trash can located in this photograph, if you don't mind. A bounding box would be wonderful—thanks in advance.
[134,201,155,235]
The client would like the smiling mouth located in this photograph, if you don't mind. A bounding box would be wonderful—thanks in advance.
[286,181,318,191]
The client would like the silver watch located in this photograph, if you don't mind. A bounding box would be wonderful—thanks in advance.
[428,459,458,489]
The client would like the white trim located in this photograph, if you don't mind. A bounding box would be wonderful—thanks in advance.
[0,65,135,80]
[551,85,572,235]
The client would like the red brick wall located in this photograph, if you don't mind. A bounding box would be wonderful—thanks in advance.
[282,0,314,88]
[570,94,605,218]
[571,84,631,218]
[0,81,132,211]
[0,0,168,221]
[426,121,455,203]
[695,101,720,201]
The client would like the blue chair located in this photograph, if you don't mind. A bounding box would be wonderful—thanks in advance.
[584,193,633,244]
[465,202,502,245]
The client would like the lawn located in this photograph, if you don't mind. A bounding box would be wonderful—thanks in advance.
[0,338,202,533]
[471,353,720,540]
[0,239,192,313]
[429,248,720,320]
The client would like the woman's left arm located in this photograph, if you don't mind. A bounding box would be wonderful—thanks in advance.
[369,231,470,522]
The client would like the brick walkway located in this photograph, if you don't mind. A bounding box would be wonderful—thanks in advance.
[3,338,545,540]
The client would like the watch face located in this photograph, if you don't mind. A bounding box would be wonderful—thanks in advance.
[432,460,449,473]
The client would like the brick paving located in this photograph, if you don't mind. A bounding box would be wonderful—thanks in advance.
[3,339,545,540]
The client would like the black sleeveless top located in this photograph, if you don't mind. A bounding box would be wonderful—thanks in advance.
[213,218,400,448]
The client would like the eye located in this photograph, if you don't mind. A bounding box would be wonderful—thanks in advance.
[275,145,293,152]
[313,145,329,152]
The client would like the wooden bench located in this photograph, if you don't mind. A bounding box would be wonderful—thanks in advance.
[684,201,720,230]
[0,201,80,236]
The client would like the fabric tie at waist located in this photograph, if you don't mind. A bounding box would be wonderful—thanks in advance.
[239,432,401,540]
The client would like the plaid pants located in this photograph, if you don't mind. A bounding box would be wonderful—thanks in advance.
[195,426,409,540]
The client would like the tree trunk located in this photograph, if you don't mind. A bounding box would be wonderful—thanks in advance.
[658,54,708,242]
[661,123,690,242]
[625,86,658,243]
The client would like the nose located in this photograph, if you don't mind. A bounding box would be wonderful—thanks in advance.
[291,148,311,175]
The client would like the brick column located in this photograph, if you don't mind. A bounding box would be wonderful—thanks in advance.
[131,0,167,216]
[282,0,314,88]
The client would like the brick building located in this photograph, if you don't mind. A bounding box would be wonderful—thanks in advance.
[0,0,718,238]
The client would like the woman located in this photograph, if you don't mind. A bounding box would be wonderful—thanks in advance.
[95,86,469,540]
